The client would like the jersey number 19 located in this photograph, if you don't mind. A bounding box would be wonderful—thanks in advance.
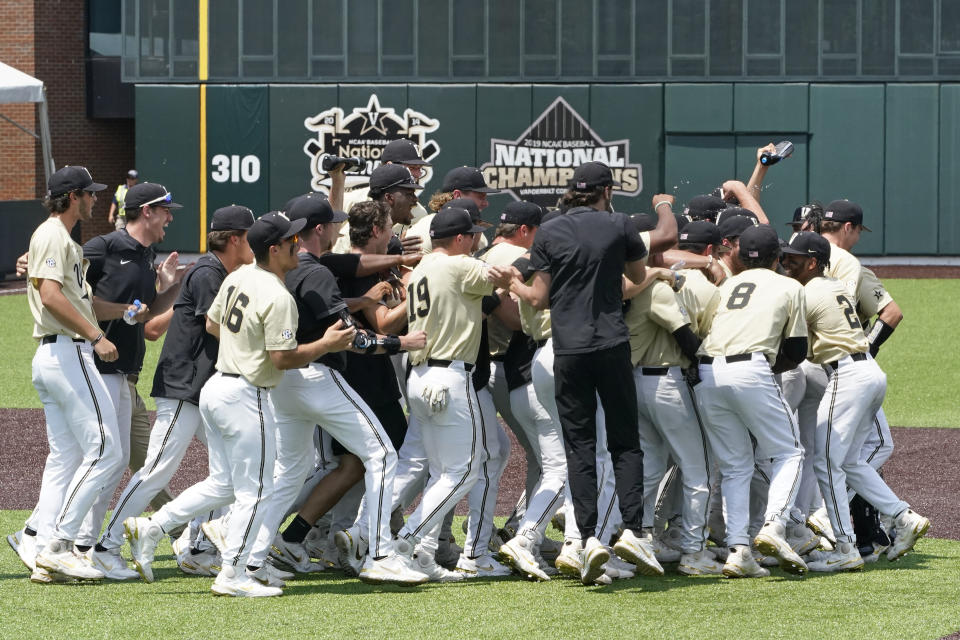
[407,279,431,323]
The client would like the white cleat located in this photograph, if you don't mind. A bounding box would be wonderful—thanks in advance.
[270,537,326,574]
[359,552,428,586]
[10,529,37,572]
[786,522,821,556]
[678,549,724,576]
[334,527,368,577]
[722,545,770,579]
[554,539,583,578]
[35,539,104,581]
[887,509,930,562]
[30,566,77,584]
[807,542,864,572]
[755,521,807,575]
[614,529,664,577]
[247,562,289,588]
[580,537,609,586]
[200,517,229,556]
[212,565,281,597]
[89,548,140,580]
[605,553,635,579]
[123,517,163,583]
[178,548,221,576]
[652,536,683,563]
[499,530,550,581]
[807,507,836,545]
[413,548,464,582]
[455,553,513,578]
[303,526,336,567]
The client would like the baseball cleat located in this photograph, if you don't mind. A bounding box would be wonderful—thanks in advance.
[30,566,77,584]
[807,507,836,545]
[605,553,635,579]
[678,549,724,576]
[88,548,139,580]
[538,536,562,564]
[807,542,864,572]
[200,517,229,556]
[722,545,770,578]
[124,516,163,583]
[886,509,930,561]
[303,526,336,567]
[6,530,20,560]
[454,553,513,578]
[554,539,583,578]
[499,530,550,582]
[580,536,609,585]
[613,529,664,577]
[359,553,428,586]
[170,525,193,559]
[652,535,683,563]
[212,565,281,598]
[178,548,221,576]
[270,537,326,574]
[10,529,37,572]
[247,563,288,588]
[487,526,513,555]
[860,542,887,564]
[334,527,367,577]
[754,521,807,576]
[35,539,104,581]
[786,522,821,556]
[413,549,464,582]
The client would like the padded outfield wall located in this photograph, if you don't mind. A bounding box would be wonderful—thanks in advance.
[136,82,960,256]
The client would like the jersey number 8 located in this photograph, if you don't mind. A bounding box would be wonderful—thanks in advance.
[726,282,756,310]
[407,279,431,323]
[224,286,250,333]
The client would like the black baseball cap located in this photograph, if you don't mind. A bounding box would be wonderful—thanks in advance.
[499,201,543,226]
[124,183,183,210]
[718,214,758,240]
[675,212,691,233]
[441,197,485,225]
[787,204,815,227]
[287,192,347,226]
[210,205,255,231]
[569,161,620,191]
[685,195,727,221]
[127,169,139,179]
[48,166,107,198]
[781,230,831,265]
[369,164,422,197]
[824,200,871,232]
[678,220,729,250]
[442,166,500,194]
[715,207,759,227]
[630,213,657,232]
[430,206,486,239]
[247,212,308,253]
[382,139,430,166]
[738,224,781,262]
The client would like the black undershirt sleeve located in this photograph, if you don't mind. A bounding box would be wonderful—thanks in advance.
[773,336,808,373]
[671,324,701,364]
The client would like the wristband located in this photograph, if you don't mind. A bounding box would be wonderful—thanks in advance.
[654,201,673,211]
[383,335,402,355]
[481,293,502,315]
[91,332,104,347]
[706,255,714,269]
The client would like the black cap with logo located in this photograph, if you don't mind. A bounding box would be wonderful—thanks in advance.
[781,230,831,266]
[382,139,430,166]
[738,224,782,262]
[569,161,620,191]
[430,206,486,239]
[499,201,543,227]
[47,166,107,198]
[247,212,308,253]
[124,183,183,210]
[210,205,255,231]
[630,213,657,232]
[715,206,759,227]
[287,192,347,226]
[685,195,728,222]
[442,166,500,194]
[823,200,871,232]
[441,197,483,223]
[678,220,729,249]
[369,164,422,197]
[718,214,758,240]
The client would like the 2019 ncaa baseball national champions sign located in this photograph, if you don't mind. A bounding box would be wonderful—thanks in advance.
[480,97,643,208]
[302,94,442,194]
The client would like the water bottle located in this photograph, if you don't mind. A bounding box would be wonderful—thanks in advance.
[124,299,142,325]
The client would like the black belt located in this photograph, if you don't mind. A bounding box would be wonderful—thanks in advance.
[427,359,474,371]
[221,372,242,378]
[640,367,669,376]
[41,335,84,345]
[825,352,868,371]
[700,353,755,365]
[535,338,549,348]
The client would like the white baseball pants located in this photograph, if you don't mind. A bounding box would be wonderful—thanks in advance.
[462,387,509,557]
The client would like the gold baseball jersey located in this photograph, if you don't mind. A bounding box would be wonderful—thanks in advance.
[802,276,869,364]
[404,213,436,255]
[699,268,807,360]
[207,262,299,388]
[637,231,651,265]
[676,268,721,338]
[855,266,893,325]
[519,303,551,342]
[826,242,861,298]
[719,258,734,280]
[27,217,99,340]
[625,280,691,367]
[406,252,493,365]
[480,241,527,357]
[332,188,429,254]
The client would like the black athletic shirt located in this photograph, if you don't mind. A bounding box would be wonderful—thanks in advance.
[285,251,348,371]
[83,230,159,374]
[150,253,226,404]
[529,206,647,355]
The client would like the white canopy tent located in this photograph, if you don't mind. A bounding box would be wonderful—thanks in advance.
[0,62,55,185]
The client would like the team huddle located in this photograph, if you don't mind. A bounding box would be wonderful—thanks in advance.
[7,139,930,597]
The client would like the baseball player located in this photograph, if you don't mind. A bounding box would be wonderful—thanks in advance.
[23,166,123,582]
[92,205,256,578]
[780,232,929,570]
[696,224,808,578]
[392,206,514,575]
[125,212,321,597]
[406,166,497,254]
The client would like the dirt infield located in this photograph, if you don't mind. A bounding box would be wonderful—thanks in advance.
[0,408,956,540]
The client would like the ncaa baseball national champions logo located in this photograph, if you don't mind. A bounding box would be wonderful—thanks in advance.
[303,94,441,193]
[480,97,642,208]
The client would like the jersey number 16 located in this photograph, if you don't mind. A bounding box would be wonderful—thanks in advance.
[224,286,250,333]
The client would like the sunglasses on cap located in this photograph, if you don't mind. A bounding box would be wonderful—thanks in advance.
[144,192,174,207]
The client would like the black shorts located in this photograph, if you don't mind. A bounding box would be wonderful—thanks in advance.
[330,400,408,456]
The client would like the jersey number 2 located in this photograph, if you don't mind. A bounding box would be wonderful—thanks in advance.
[224,286,250,333]
[407,279,431,323]
[726,282,756,309]
[836,295,861,329]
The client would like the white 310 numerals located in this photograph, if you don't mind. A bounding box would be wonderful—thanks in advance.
[211,154,261,184]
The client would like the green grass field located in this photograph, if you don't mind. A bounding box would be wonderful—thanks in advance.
[0,513,957,640]
[2,278,957,425]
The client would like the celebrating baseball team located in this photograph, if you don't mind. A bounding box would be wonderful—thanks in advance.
[7,138,930,597]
